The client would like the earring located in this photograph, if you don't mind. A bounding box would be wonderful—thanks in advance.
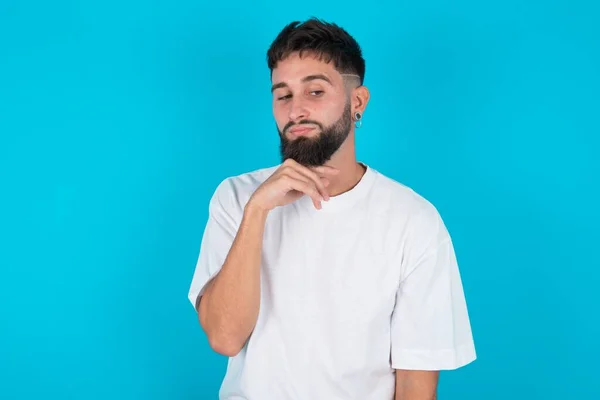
[354,111,362,128]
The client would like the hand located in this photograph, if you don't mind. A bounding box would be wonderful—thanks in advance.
[248,159,340,211]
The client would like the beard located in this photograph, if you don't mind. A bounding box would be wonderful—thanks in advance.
[278,101,352,167]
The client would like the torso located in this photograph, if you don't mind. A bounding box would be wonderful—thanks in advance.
[218,164,423,400]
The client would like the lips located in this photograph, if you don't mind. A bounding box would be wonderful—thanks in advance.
[288,126,316,136]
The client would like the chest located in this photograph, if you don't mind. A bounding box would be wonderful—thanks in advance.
[260,210,403,326]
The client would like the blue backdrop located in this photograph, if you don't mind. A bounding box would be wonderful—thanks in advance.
[1,0,599,399]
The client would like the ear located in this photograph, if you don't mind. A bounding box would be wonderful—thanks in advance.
[351,85,370,116]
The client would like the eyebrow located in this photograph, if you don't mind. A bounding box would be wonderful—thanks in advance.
[271,74,333,93]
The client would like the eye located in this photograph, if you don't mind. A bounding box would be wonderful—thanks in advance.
[309,90,324,96]
[276,94,292,101]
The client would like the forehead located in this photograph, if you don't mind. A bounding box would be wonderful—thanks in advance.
[271,52,341,85]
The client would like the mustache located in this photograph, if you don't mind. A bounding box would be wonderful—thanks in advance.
[283,120,323,135]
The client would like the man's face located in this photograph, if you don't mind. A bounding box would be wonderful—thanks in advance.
[271,52,353,167]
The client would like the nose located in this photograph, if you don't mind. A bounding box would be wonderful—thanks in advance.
[287,96,309,123]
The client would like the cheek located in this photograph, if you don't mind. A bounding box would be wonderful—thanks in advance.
[273,106,287,128]
[318,98,344,122]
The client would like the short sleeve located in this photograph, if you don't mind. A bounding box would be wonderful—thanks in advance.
[187,179,239,312]
[390,202,477,370]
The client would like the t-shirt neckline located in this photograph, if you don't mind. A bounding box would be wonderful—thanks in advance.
[295,162,377,213]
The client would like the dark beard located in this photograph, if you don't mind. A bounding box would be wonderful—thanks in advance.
[278,102,352,167]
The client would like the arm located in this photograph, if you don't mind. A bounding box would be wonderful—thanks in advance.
[394,370,439,400]
[198,203,268,357]
[389,202,476,396]
[193,159,338,357]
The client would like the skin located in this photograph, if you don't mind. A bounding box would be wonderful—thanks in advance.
[271,52,368,196]
[199,51,438,399]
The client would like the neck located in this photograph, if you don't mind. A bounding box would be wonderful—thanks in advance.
[322,132,366,197]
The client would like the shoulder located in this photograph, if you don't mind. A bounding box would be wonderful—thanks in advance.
[209,164,280,213]
[369,167,442,227]
[367,167,451,261]
[369,168,455,279]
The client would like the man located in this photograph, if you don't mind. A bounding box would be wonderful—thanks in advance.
[188,18,476,400]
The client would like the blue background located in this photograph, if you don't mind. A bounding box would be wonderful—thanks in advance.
[1,0,599,399]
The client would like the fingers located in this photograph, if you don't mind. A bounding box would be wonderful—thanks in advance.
[312,165,341,177]
[282,175,323,209]
[282,159,340,177]
[281,159,337,201]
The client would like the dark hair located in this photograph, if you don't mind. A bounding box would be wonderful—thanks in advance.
[266,18,365,84]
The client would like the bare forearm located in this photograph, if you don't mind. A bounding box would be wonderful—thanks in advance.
[199,203,268,356]
[394,370,439,400]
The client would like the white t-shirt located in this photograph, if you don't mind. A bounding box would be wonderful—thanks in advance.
[188,163,476,400]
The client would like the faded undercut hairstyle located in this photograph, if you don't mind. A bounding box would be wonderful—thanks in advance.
[266,18,366,85]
